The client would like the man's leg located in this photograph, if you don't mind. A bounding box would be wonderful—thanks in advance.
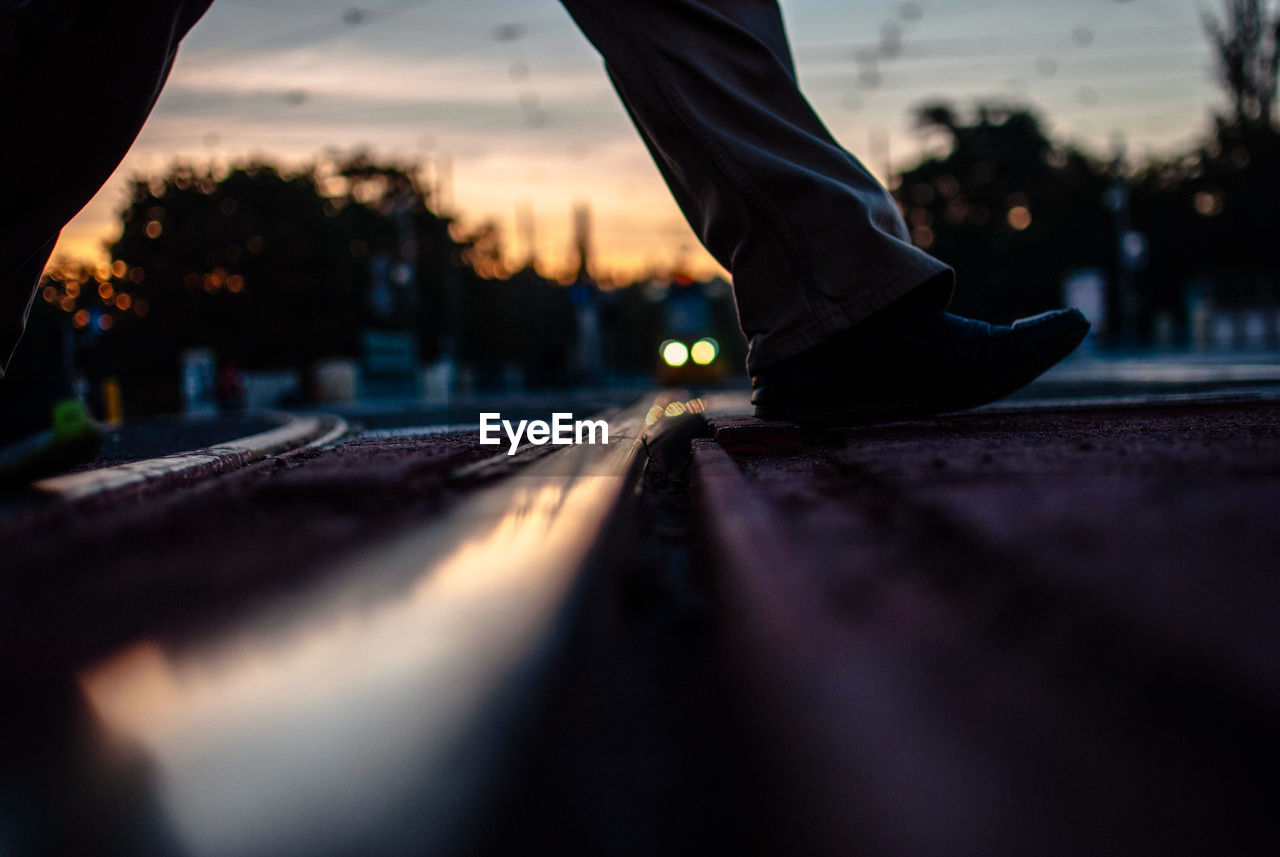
[559,0,952,373]
[0,0,215,374]
[559,0,1087,424]
[0,1,213,481]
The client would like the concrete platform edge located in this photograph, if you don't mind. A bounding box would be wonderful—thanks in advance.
[33,411,349,504]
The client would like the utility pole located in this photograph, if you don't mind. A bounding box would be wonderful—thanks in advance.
[570,203,602,382]
[1104,134,1145,345]
[573,202,592,282]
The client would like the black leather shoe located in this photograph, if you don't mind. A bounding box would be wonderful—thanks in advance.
[751,303,1090,427]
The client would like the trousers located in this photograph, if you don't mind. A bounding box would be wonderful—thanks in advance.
[0,0,951,377]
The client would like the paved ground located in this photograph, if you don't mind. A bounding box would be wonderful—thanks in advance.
[697,395,1279,855]
[81,413,279,471]
[724,398,1280,699]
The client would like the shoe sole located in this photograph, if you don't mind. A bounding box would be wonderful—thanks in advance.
[754,317,1090,428]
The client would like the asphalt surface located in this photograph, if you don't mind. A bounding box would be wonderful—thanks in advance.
[699,397,1280,854]
[81,413,280,471]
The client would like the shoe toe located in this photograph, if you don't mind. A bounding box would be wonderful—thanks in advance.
[1006,308,1090,368]
[1012,307,1089,334]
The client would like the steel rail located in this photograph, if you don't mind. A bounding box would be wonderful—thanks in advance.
[71,392,694,857]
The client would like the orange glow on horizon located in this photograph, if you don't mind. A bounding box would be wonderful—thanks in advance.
[50,227,725,287]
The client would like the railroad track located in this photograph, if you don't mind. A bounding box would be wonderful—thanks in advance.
[3,392,715,857]
[1,391,1277,856]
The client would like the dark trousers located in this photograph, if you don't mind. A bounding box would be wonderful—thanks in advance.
[1,0,950,377]
[0,0,215,376]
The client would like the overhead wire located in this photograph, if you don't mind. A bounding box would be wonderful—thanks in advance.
[181,0,440,70]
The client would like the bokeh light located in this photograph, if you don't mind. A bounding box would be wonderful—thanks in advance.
[690,338,719,365]
[661,340,689,367]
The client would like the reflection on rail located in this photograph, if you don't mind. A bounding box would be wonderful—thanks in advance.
[74,395,696,857]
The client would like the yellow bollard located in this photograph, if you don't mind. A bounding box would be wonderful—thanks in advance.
[102,377,124,426]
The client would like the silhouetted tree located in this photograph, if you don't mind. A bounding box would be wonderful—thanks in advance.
[897,102,1112,322]
[1139,118,1280,313]
[103,162,370,408]
[1203,0,1280,129]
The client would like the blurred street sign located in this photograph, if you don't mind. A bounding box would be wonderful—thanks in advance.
[182,348,217,414]
[1065,267,1107,340]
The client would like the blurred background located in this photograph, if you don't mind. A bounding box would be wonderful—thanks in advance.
[29,0,1280,415]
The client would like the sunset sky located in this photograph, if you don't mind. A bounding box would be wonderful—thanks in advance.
[53,0,1223,282]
